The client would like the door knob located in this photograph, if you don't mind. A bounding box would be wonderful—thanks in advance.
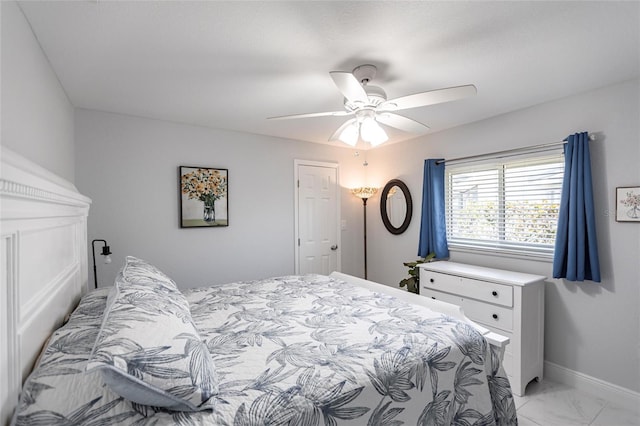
[330,245,338,251]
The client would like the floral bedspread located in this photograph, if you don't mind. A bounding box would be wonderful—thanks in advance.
[13,274,517,425]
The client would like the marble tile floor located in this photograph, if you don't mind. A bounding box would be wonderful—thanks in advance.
[515,380,639,426]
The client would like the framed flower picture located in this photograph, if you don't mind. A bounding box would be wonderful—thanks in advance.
[616,186,640,222]
[179,166,228,227]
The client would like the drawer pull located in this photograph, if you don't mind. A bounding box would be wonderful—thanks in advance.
[431,296,436,300]
[492,314,499,320]
[492,291,498,297]
[430,278,435,283]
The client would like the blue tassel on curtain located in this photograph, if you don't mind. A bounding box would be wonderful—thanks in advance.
[418,159,449,259]
[553,132,601,282]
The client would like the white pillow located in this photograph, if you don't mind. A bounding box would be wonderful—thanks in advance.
[87,257,218,411]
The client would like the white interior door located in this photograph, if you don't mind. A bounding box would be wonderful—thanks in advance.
[295,161,339,275]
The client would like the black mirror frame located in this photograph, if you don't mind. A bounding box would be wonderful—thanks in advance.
[380,179,413,235]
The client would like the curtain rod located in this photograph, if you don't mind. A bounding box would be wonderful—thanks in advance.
[436,133,596,165]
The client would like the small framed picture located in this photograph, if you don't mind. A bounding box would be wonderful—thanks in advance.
[179,166,228,227]
[616,186,640,222]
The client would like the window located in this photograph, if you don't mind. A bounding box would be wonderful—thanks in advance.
[445,153,564,257]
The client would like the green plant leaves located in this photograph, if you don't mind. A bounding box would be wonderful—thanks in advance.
[399,253,436,294]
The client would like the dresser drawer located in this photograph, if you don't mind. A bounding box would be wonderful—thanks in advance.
[421,270,513,307]
[462,298,513,332]
[421,289,514,332]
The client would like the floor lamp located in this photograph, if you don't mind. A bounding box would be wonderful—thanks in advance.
[351,187,378,279]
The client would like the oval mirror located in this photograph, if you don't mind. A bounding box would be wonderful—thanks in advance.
[380,179,412,234]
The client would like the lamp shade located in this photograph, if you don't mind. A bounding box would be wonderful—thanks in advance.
[338,122,359,146]
[360,117,388,146]
[351,187,378,200]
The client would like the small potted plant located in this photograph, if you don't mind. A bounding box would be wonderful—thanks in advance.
[399,252,436,294]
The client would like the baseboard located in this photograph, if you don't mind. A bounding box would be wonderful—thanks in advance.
[544,361,640,411]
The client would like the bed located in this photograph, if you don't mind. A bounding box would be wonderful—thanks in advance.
[1,149,516,425]
[10,256,515,425]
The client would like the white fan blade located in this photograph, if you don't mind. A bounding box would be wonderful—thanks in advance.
[267,110,352,120]
[330,71,369,104]
[328,118,358,142]
[377,113,430,134]
[379,84,477,111]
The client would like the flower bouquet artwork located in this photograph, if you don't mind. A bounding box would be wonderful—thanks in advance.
[616,186,640,222]
[180,166,228,227]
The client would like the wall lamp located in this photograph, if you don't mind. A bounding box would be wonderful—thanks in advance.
[92,239,112,289]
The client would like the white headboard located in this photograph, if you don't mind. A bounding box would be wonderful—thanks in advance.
[0,148,91,425]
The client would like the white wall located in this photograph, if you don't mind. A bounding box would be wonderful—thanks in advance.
[75,109,368,289]
[366,79,640,393]
[1,1,75,182]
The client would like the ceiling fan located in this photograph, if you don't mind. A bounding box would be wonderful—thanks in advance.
[268,64,477,147]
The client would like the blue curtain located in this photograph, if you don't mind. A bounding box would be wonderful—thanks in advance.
[418,159,449,259]
[553,132,601,282]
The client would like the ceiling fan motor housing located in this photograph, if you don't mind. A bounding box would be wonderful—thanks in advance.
[364,85,386,104]
[345,84,387,110]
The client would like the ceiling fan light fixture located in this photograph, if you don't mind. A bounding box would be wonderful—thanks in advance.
[338,122,359,146]
[360,117,388,146]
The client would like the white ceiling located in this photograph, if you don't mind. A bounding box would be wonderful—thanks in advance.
[18,1,640,149]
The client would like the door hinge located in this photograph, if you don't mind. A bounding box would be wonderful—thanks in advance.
[298,238,300,246]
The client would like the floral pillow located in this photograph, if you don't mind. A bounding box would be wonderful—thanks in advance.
[87,257,218,411]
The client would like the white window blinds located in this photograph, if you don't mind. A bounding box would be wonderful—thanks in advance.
[445,153,565,257]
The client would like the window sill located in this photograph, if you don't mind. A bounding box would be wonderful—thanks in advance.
[447,244,554,263]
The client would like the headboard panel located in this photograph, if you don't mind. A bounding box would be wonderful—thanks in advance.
[1,148,91,425]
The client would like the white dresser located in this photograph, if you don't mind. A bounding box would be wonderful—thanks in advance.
[419,261,545,396]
